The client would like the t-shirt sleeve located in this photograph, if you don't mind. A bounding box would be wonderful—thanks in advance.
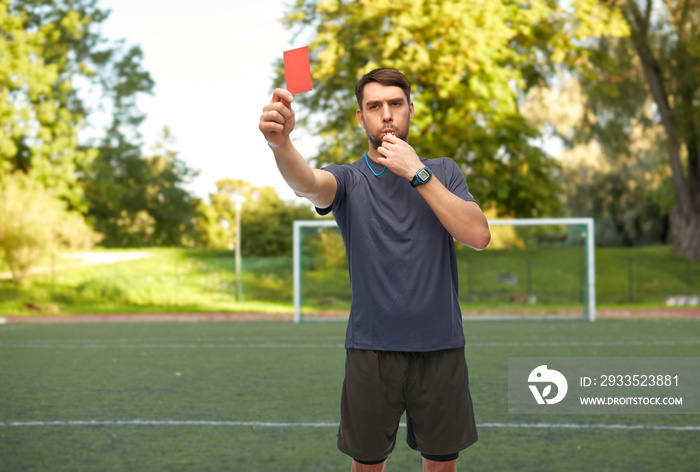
[442,158,476,204]
[315,164,343,216]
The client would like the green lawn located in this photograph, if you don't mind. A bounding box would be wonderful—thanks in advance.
[0,245,697,316]
[1,319,699,471]
[0,249,295,315]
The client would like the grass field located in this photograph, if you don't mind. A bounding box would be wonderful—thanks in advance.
[1,245,698,316]
[1,318,699,471]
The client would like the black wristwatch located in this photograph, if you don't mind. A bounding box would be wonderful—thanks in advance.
[410,166,432,188]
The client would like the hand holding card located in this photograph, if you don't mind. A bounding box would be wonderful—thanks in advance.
[283,46,312,95]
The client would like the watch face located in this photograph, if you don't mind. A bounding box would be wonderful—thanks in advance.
[417,169,431,181]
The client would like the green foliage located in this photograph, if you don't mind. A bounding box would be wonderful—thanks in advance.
[240,189,317,258]
[1,0,199,249]
[571,0,699,257]
[277,0,628,217]
[73,11,200,248]
[316,231,345,269]
[197,179,316,256]
[83,128,201,247]
[521,76,674,246]
[0,0,101,209]
[521,0,700,255]
[0,173,100,285]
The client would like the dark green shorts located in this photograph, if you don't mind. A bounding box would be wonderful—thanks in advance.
[337,347,478,462]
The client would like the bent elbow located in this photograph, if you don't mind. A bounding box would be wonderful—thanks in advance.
[473,231,491,251]
[458,227,491,251]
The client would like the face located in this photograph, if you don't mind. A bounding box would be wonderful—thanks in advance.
[356,82,414,151]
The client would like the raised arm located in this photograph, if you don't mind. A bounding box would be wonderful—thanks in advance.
[258,88,336,209]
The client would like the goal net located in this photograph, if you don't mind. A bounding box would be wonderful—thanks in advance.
[293,218,595,323]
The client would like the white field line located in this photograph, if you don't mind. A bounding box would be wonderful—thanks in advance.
[0,322,26,330]
[0,420,697,431]
[470,339,700,348]
[0,338,699,349]
[0,342,347,349]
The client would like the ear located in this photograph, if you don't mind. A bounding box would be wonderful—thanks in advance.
[356,108,366,130]
[409,101,415,123]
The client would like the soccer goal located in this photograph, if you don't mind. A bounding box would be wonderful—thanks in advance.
[293,218,595,323]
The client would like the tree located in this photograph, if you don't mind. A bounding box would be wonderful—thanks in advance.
[521,76,673,245]
[0,0,102,209]
[1,0,190,249]
[614,0,700,259]
[522,0,700,258]
[278,0,628,218]
[240,187,317,258]
[0,173,100,285]
[84,127,201,247]
[197,179,316,257]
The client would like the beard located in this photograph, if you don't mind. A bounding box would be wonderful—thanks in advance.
[365,125,409,151]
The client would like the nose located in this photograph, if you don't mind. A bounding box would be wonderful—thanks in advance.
[382,103,392,122]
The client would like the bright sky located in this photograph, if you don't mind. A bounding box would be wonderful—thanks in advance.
[97,0,318,203]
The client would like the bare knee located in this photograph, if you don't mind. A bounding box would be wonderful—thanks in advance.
[422,457,458,472]
[352,459,386,472]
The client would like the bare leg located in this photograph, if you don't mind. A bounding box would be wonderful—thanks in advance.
[422,457,458,472]
[351,459,387,472]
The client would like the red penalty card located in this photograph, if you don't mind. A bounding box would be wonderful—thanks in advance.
[283,46,312,95]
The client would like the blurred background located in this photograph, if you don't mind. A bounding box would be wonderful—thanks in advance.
[0,0,698,313]
[1,5,699,470]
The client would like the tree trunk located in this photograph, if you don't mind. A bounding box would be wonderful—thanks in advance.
[671,204,700,260]
[623,0,700,260]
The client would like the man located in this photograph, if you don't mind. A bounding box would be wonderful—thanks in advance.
[259,68,490,472]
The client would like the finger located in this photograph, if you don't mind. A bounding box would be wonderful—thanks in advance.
[259,120,284,134]
[379,140,395,152]
[267,89,294,124]
[259,114,283,131]
[377,145,390,157]
[384,135,407,151]
[262,102,292,124]
[271,88,294,105]
[259,107,291,132]
[382,133,399,144]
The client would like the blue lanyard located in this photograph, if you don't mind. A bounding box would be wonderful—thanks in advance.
[365,153,386,176]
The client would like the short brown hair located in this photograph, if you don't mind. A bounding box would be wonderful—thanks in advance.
[355,68,411,109]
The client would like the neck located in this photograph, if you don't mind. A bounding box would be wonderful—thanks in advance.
[366,148,381,162]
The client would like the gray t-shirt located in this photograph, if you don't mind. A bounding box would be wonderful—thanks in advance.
[317,154,476,352]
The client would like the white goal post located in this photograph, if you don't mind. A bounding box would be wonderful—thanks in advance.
[293,218,596,323]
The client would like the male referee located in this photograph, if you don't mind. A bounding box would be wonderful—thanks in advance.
[259,68,490,472]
